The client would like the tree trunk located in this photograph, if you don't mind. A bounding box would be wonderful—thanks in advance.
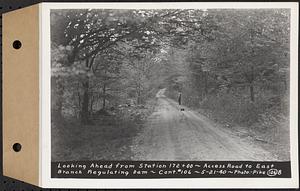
[249,30,256,102]
[284,77,288,91]
[77,84,81,118]
[90,94,94,116]
[102,83,106,109]
[81,80,90,124]
[250,83,255,102]
[204,71,208,96]
[137,82,142,104]
[137,91,140,105]
[56,80,64,118]
[52,77,64,121]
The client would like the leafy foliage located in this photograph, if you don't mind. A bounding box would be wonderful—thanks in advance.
[51,8,290,139]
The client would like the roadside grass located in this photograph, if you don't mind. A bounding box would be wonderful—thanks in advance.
[51,99,156,162]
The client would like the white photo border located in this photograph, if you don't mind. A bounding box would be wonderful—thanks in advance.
[40,2,299,188]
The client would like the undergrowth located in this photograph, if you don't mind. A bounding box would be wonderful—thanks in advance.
[166,87,290,160]
[51,99,156,161]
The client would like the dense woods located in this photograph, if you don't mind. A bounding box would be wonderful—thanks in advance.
[51,9,290,161]
[164,10,290,146]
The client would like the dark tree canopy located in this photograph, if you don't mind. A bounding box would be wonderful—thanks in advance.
[51,8,290,126]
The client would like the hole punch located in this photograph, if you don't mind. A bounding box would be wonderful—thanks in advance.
[12,40,22,49]
[12,143,22,152]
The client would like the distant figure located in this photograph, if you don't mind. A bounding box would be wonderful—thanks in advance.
[178,93,182,105]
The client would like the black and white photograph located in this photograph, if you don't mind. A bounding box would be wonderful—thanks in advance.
[50,6,293,166]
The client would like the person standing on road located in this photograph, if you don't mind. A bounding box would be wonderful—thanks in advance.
[178,92,182,105]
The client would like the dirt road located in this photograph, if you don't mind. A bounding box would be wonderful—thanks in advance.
[131,88,277,161]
